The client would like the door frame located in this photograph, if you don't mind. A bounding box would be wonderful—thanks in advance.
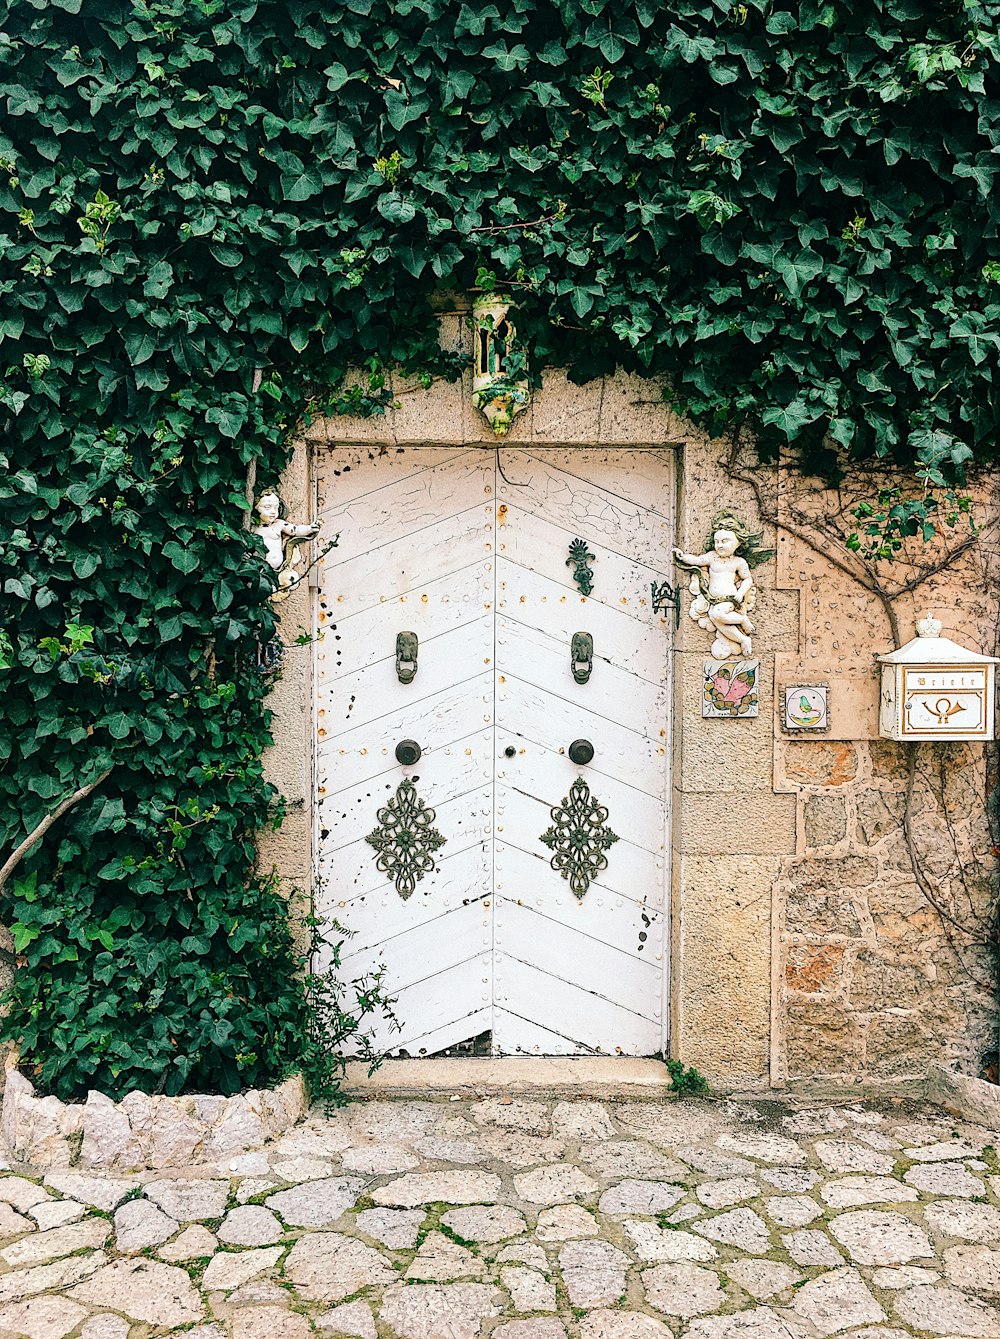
[309,441,679,1060]
[260,362,787,1090]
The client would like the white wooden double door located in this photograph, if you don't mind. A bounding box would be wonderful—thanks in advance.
[314,446,674,1057]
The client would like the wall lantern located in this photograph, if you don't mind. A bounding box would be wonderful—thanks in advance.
[878,615,998,742]
[471,295,530,436]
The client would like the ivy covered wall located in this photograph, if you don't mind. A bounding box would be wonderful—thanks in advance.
[1,0,999,1099]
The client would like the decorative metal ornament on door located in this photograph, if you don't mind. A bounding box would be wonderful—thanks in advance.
[539,776,620,900]
[566,538,595,596]
[366,779,447,900]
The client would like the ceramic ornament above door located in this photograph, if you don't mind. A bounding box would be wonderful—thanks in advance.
[314,445,675,1058]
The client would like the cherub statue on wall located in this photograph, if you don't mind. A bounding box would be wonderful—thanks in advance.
[254,490,320,602]
[673,512,772,659]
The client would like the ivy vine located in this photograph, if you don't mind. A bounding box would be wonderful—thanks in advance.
[1,0,999,1098]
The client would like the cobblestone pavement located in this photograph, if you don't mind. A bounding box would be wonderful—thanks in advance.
[0,1094,999,1338]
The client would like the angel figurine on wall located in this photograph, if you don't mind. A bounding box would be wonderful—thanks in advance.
[254,490,320,601]
[673,513,771,659]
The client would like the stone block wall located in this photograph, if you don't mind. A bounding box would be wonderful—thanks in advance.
[263,303,998,1092]
[771,468,1000,1090]
[776,738,995,1086]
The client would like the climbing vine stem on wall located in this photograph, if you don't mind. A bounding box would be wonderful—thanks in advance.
[722,437,1000,1027]
[1,0,1000,1098]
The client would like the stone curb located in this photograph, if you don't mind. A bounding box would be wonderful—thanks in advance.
[925,1061,1000,1128]
[342,1057,678,1098]
[0,1069,306,1170]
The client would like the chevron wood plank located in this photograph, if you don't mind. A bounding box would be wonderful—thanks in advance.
[495,789,665,907]
[318,784,492,901]
[321,504,493,612]
[497,503,673,622]
[495,741,666,856]
[317,446,475,512]
[496,563,666,684]
[510,447,676,518]
[320,621,495,727]
[496,454,673,567]
[495,844,665,966]
[339,902,492,998]
[495,617,667,738]
[494,955,663,1056]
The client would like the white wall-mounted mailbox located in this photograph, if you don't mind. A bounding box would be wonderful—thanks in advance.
[879,616,997,742]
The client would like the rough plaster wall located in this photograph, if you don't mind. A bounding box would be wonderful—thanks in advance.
[773,468,1000,1089]
[255,441,314,958]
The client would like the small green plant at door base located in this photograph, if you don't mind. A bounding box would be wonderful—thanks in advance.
[666,1058,709,1096]
[299,917,400,1113]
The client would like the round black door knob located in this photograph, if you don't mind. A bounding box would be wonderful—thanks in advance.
[568,738,594,765]
[504,746,517,758]
[395,739,422,766]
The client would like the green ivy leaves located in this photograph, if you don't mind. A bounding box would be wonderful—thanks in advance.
[1,0,999,1099]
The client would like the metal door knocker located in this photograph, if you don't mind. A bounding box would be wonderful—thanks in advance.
[396,631,418,684]
[571,631,593,684]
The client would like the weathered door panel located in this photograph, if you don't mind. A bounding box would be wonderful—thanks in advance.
[315,445,674,1057]
[494,900,662,1018]
[499,506,667,617]
[316,448,495,1036]
[496,618,668,736]
[497,680,665,792]
[326,504,494,605]
[318,675,492,794]
[322,727,493,850]
[491,1008,600,1056]
[496,451,673,566]
[325,451,490,562]
[495,843,665,960]
[320,786,492,903]
[322,622,494,732]
[496,563,665,683]
[316,445,474,510]
[491,447,672,1057]
[387,955,492,1055]
[513,447,677,514]
[334,878,491,966]
[496,745,665,855]
[494,955,663,1056]
[339,897,491,994]
[317,565,493,684]
[496,790,665,903]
